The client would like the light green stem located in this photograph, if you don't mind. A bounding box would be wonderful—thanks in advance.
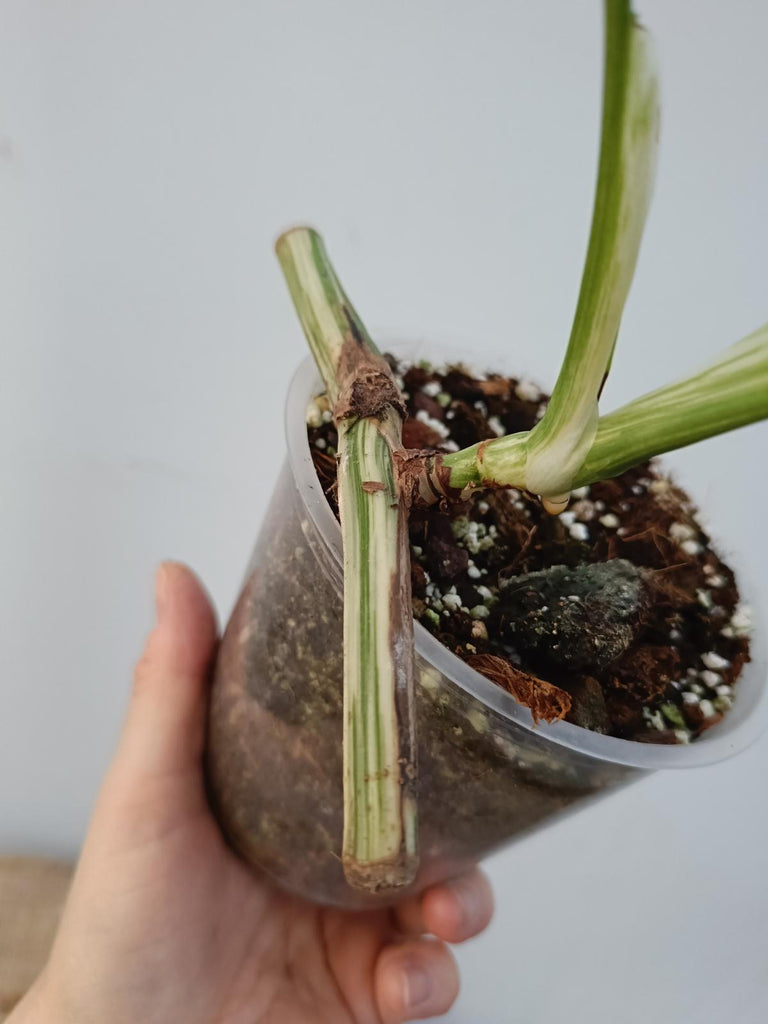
[338,413,418,887]
[440,324,768,493]
[276,227,418,892]
[524,0,658,501]
[276,227,379,405]
[575,323,768,483]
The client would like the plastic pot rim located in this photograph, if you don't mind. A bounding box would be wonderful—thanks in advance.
[285,349,768,771]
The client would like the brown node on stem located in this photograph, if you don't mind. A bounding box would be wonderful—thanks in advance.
[334,335,406,423]
[394,449,467,511]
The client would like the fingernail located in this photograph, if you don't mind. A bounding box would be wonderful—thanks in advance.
[155,563,171,622]
[402,962,432,1011]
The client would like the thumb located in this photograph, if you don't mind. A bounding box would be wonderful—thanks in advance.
[115,562,218,785]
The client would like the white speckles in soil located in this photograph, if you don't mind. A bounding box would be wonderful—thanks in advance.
[568,522,589,542]
[669,522,696,544]
[699,699,717,719]
[701,651,730,671]
[416,409,450,438]
[515,379,541,402]
[721,604,753,639]
[699,669,722,688]
[598,513,620,529]
[305,398,324,428]
[682,539,704,557]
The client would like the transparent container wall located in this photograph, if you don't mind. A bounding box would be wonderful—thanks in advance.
[207,460,638,909]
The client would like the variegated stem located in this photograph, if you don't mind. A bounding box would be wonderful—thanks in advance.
[574,323,768,484]
[524,0,659,506]
[431,324,768,497]
[338,411,418,889]
[276,227,418,892]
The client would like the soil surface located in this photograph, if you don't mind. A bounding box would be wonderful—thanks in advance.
[308,356,752,745]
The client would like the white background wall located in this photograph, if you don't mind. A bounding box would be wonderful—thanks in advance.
[1,2,767,1021]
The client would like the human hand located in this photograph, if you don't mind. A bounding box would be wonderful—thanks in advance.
[12,563,493,1024]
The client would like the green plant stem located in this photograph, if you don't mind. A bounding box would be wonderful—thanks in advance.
[276,227,418,892]
[523,0,658,503]
[438,324,768,493]
[575,323,768,483]
[276,227,378,405]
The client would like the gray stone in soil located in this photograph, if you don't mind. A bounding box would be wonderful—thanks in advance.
[498,559,648,670]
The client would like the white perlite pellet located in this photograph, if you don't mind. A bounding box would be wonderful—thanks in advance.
[697,589,714,610]
[305,399,324,428]
[515,379,541,402]
[702,651,730,671]
[471,620,489,641]
[487,415,505,437]
[699,670,721,688]
[722,604,753,639]
[569,522,589,542]
[422,380,442,397]
[643,708,666,731]
[669,522,696,543]
[599,513,620,529]
[415,409,450,438]
[571,500,596,522]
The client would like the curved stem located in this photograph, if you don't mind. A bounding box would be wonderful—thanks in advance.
[524,0,659,500]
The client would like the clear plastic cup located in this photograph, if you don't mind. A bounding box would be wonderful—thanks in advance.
[206,352,768,909]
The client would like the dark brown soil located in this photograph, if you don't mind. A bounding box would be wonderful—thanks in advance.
[309,356,751,745]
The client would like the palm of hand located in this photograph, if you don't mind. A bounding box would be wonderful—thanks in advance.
[24,565,491,1024]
